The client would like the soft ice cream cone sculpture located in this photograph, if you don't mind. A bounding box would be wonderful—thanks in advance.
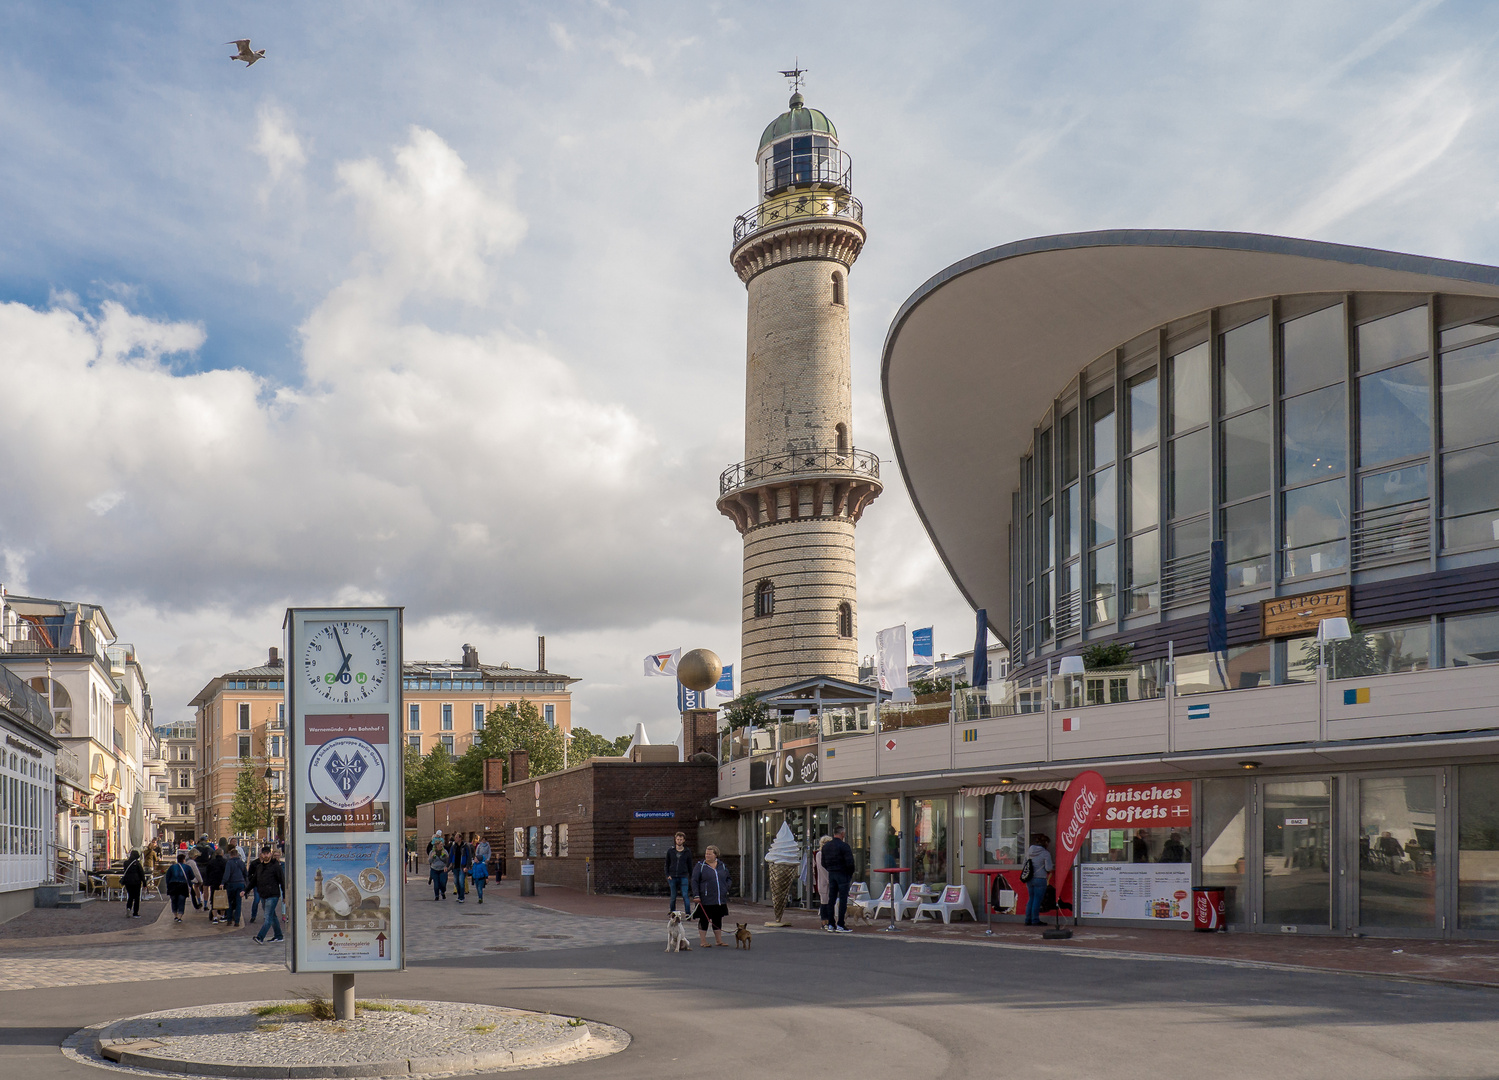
[764,822,801,926]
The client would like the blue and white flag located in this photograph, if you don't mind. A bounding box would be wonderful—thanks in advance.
[912,627,934,661]
[714,664,734,697]
[678,683,707,711]
[644,649,680,677]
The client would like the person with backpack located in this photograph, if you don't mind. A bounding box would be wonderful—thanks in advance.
[164,852,192,923]
[1022,833,1054,926]
[470,833,491,904]
[120,849,145,919]
[252,845,286,944]
[221,844,249,928]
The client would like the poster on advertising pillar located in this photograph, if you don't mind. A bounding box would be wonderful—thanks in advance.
[284,607,405,973]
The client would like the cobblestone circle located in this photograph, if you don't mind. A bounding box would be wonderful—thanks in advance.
[63,1000,629,1078]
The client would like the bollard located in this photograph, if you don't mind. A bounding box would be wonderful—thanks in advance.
[332,973,355,1020]
[521,859,535,897]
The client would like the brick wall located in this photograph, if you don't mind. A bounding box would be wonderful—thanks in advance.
[414,791,509,873]
[502,759,736,895]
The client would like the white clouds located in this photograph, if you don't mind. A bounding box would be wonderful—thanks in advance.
[548,22,576,51]
[254,104,307,191]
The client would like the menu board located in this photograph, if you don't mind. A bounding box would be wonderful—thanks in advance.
[1078,863,1193,921]
[285,607,404,974]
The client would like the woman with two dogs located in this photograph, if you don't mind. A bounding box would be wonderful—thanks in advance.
[689,845,732,948]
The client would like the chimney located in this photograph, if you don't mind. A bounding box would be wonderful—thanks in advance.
[462,643,479,670]
[268,647,281,668]
[483,757,505,792]
[508,748,529,785]
[537,635,546,673]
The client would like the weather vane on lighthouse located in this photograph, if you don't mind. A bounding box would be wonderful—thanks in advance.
[778,60,806,94]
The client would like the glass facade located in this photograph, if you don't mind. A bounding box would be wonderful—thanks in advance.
[1009,293,1499,669]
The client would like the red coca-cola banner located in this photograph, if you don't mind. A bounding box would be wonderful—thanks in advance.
[1053,770,1107,902]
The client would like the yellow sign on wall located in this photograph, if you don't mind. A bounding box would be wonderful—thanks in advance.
[1260,587,1351,638]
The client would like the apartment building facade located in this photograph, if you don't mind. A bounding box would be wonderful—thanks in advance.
[188,649,287,843]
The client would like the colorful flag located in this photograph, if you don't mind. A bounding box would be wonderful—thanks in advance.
[1052,770,1108,904]
[912,627,934,660]
[714,664,734,697]
[678,683,706,711]
[644,649,680,677]
[876,625,908,692]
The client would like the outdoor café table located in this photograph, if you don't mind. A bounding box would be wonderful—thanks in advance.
[872,868,910,932]
[968,868,1008,936]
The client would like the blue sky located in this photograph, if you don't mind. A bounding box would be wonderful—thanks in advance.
[3,1,1497,738]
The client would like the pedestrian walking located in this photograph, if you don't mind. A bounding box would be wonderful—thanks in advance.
[252,844,286,944]
[821,826,856,933]
[246,848,264,924]
[813,835,833,929]
[429,842,450,901]
[143,841,159,877]
[1023,833,1055,926]
[222,844,248,927]
[689,845,733,948]
[120,849,145,919]
[451,834,472,903]
[165,852,192,923]
[664,831,693,914]
[470,833,491,903]
[205,841,227,923]
[185,849,206,912]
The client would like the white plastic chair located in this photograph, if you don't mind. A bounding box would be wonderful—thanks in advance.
[866,883,896,920]
[872,883,926,921]
[915,884,978,924]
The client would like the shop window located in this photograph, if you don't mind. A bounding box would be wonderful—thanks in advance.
[1445,610,1499,667]
[984,792,1024,865]
[1459,763,1499,929]
[1358,775,1437,929]
[1200,778,1248,921]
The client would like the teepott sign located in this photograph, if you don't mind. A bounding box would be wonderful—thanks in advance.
[1053,770,1108,902]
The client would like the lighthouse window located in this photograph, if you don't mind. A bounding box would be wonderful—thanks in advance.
[769,135,833,191]
[832,272,845,306]
[755,580,775,618]
[837,602,853,638]
[836,423,849,455]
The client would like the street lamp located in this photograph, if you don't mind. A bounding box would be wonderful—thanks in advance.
[262,767,276,843]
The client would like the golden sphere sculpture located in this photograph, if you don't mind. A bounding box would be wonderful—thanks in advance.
[676,649,723,693]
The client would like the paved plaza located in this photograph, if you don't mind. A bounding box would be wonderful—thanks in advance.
[4,883,1499,1079]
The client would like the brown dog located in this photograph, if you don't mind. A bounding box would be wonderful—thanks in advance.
[734,922,752,950]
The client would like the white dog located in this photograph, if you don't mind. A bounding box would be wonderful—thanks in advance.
[666,910,691,952]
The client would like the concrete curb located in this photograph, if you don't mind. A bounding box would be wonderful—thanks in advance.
[85,1003,595,1078]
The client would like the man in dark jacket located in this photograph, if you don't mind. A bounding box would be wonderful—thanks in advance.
[664,832,693,914]
[205,844,227,923]
[246,851,263,923]
[120,850,145,919]
[820,826,856,933]
[252,845,286,944]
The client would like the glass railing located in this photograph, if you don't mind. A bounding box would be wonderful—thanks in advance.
[878,693,952,731]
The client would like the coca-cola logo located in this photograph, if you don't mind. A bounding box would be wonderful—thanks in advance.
[1060,787,1097,850]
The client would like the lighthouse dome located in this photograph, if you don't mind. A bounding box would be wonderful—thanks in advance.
[758,93,838,152]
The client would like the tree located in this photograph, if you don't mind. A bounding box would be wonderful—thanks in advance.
[1083,642,1134,669]
[1294,623,1400,680]
[229,757,270,835]
[406,743,460,817]
[909,674,969,697]
[568,726,631,761]
[453,699,565,790]
[721,692,769,730]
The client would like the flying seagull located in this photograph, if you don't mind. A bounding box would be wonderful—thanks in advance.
[227,39,265,66]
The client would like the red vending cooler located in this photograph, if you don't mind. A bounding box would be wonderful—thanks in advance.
[1192,886,1226,931]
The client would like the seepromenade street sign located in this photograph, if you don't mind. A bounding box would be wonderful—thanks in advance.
[284,607,405,973]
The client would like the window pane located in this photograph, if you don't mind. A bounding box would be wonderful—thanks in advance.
[1200,778,1247,921]
[1446,609,1499,666]
[1170,342,1211,434]
[1262,780,1332,926]
[1221,407,1272,502]
[1062,482,1081,560]
[1441,315,1499,350]
[1061,409,1078,484]
[1282,304,1345,396]
[1459,763,1499,928]
[1284,478,1348,579]
[1088,545,1116,624]
[1089,390,1115,469]
[1039,428,1053,498]
[1039,502,1054,570]
[1126,448,1158,533]
[1126,530,1159,613]
[1089,465,1116,545]
[1359,775,1437,929]
[1126,370,1158,452]
[1282,385,1345,486]
[984,792,1025,865]
[1354,621,1431,674]
[1357,306,1427,371]
[1441,338,1499,449]
[1221,317,1271,413]
[1170,516,1210,558]
[1358,357,1430,466]
[1441,443,1499,548]
[1222,497,1271,588]
[1169,429,1211,519]
[1361,463,1428,510]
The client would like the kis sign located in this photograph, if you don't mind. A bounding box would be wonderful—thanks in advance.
[751,748,818,790]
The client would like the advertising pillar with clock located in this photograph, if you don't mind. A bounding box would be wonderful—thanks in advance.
[285,607,404,977]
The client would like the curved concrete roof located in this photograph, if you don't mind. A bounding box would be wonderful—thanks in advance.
[880,230,1499,642]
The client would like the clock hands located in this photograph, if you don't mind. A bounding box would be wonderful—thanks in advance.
[331,624,353,683]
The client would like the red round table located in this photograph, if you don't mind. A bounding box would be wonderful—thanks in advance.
[967,868,1008,936]
[872,868,910,932]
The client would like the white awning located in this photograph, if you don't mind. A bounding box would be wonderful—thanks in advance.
[961,781,1066,796]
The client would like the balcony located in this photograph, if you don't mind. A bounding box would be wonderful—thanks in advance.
[717,448,882,534]
[1,617,101,659]
[733,190,863,244]
[720,447,879,497]
[0,663,54,734]
[759,145,853,199]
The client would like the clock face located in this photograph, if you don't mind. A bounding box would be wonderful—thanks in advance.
[302,621,389,704]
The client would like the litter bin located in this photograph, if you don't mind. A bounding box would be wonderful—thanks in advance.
[521,859,535,897]
[1192,886,1225,931]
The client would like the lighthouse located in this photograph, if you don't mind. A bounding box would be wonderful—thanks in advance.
[717,84,881,692]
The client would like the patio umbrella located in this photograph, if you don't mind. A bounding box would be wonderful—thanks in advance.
[128,791,144,850]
